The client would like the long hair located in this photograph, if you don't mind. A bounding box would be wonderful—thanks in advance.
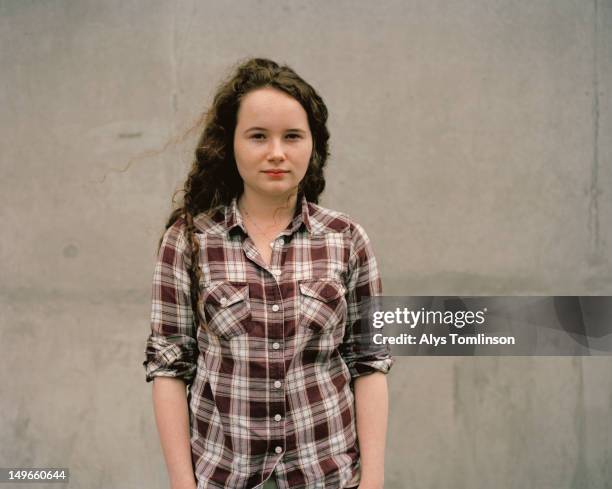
[159,57,331,328]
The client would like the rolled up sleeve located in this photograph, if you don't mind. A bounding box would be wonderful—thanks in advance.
[142,219,198,385]
[340,221,394,379]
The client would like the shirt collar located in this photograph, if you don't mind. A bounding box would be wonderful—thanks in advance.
[225,193,313,237]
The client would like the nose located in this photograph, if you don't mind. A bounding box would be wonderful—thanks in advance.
[267,137,286,162]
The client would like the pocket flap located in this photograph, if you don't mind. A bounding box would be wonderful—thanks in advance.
[299,279,345,302]
[206,281,249,307]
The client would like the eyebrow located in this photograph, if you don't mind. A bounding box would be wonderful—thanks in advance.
[244,127,307,134]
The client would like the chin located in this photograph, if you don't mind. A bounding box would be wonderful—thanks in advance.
[260,182,295,194]
[264,188,293,198]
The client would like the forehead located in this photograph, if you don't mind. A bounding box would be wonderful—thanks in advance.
[236,87,308,127]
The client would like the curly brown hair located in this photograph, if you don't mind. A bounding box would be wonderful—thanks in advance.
[159,57,331,329]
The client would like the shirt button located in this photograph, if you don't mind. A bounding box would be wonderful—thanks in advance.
[219,297,227,306]
[272,269,281,277]
[274,380,282,388]
[271,304,280,312]
[274,414,282,422]
[272,342,280,350]
[274,446,283,454]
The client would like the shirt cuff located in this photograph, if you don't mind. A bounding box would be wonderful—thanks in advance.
[143,334,197,384]
[347,355,394,379]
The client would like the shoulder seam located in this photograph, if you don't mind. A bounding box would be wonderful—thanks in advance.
[308,202,353,234]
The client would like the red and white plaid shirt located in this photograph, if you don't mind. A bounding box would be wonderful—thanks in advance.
[143,194,393,489]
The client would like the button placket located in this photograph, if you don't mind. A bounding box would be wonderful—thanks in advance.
[266,279,286,460]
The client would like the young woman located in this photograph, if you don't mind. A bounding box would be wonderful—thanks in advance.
[143,58,393,489]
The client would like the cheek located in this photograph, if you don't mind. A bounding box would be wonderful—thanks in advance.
[295,154,311,181]
[300,141,314,171]
[293,136,312,159]
[233,141,252,173]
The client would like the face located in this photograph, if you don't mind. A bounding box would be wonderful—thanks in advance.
[233,87,313,200]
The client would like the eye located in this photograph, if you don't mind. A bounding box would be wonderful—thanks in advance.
[250,133,265,140]
[286,133,302,140]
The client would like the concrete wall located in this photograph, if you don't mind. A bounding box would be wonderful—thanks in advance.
[1,1,611,487]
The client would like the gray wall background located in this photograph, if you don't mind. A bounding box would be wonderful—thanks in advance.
[1,1,611,488]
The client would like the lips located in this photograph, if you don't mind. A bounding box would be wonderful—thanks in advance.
[262,170,289,174]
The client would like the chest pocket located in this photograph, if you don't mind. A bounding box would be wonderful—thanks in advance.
[298,279,347,333]
[200,281,251,340]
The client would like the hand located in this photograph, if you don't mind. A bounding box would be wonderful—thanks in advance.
[170,475,197,489]
[357,478,384,489]
[170,482,197,489]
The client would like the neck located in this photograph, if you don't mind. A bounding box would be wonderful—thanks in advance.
[238,188,299,225]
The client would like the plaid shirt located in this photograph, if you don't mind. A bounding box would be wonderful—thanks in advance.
[143,194,393,489]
